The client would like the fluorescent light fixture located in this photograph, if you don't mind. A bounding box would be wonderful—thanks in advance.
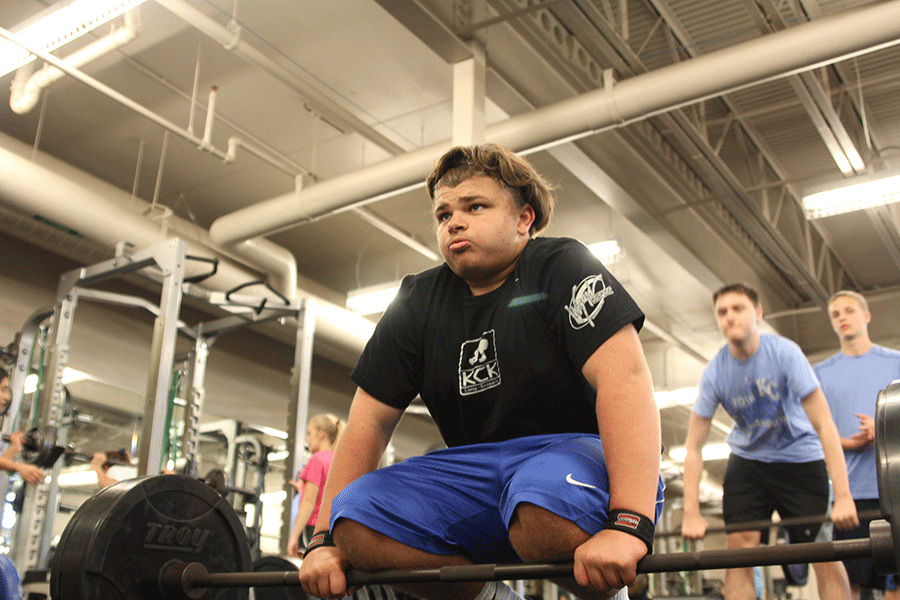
[803,169,900,219]
[668,443,731,462]
[0,0,149,78]
[654,387,699,409]
[587,240,621,264]
[346,280,402,315]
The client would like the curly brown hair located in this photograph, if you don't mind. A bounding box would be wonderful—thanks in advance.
[426,144,556,236]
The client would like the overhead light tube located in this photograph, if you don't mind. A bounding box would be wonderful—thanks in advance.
[803,169,900,219]
[0,0,148,78]
[346,281,403,316]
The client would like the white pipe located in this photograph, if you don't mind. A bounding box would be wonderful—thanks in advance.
[9,10,141,115]
[228,238,298,300]
[0,23,305,309]
[201,86,218,151]
[352,206,441,262]
[209,0,900,245]
[0,132,372,365]
[152,0,406,156]
[0,25,231,164]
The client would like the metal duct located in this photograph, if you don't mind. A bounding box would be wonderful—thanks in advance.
[209,0,900,246]
[0,132,373,367]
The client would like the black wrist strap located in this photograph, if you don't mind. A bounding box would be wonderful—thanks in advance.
[303,531,336,558]
[605,509,655,554]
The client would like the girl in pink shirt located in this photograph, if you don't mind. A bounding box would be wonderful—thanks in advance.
[287,413,344,557]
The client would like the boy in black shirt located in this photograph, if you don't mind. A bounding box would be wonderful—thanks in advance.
[299,144,664,600]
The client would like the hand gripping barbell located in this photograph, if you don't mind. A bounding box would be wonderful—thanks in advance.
[50,380,900,600]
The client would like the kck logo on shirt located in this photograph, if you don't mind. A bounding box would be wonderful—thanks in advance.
[565,274,614,329]
[458,330,501,396]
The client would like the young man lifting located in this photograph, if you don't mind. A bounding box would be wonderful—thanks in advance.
[298,144,665,600]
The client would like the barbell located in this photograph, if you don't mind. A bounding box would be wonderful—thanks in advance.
[2,426,131,469]
[49,379,900,600]
[654,509,886,538]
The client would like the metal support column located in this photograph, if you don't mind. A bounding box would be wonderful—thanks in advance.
[181,332,213,477]
[137,239,188,475]
[1,307,53,504]
[452,40,486,145]
[13,284,80,572]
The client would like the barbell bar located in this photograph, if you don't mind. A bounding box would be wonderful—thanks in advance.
[654,509,885,538]
[49,380,900,600]
[160,528,886,599]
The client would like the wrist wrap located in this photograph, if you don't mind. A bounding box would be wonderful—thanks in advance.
[605,509,655,554]
[303,531,336,558]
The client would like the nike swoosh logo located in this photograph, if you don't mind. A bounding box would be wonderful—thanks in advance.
[566,473,597,489]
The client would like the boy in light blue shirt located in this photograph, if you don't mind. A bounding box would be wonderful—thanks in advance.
[816,290,900,600]
[681,282,858,600]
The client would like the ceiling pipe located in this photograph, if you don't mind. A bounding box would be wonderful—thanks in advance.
[0,14,438,266]
[209,0,900,246]
[151,0,406,156]
[0,24,304,304]
[10,9,142,115]
[0,26,230,163]
[0,132,373,367]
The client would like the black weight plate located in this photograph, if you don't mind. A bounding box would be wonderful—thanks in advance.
[250,556,306,600]
[51,474,252,600]
[875,380,900,574]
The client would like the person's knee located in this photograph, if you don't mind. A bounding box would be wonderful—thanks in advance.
[332,519,388,568]
[727,529,761,549]
[333,519,472,571]
[508,503,590,563]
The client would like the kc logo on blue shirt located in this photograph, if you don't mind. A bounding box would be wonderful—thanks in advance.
[458,330,501,396]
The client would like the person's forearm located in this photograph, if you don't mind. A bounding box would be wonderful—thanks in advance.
[803,390,854,501]
[818,420,854,500]
[596,371,660,520]
[682,450,704,516]
[840,435,868,451]
[94,468,117,488]
[315,434,386,532]
[293,489,317,539]
[0,456,18,472]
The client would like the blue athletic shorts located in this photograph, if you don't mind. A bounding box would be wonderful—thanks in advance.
[330,433,666,564]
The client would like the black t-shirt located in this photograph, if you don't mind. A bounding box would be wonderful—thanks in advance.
[351,237,645,447]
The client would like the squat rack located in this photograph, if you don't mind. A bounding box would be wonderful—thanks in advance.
[3,238,317,573]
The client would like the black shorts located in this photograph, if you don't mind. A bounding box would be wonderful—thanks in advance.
[722,454,829,544]
[833,498,892,590]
